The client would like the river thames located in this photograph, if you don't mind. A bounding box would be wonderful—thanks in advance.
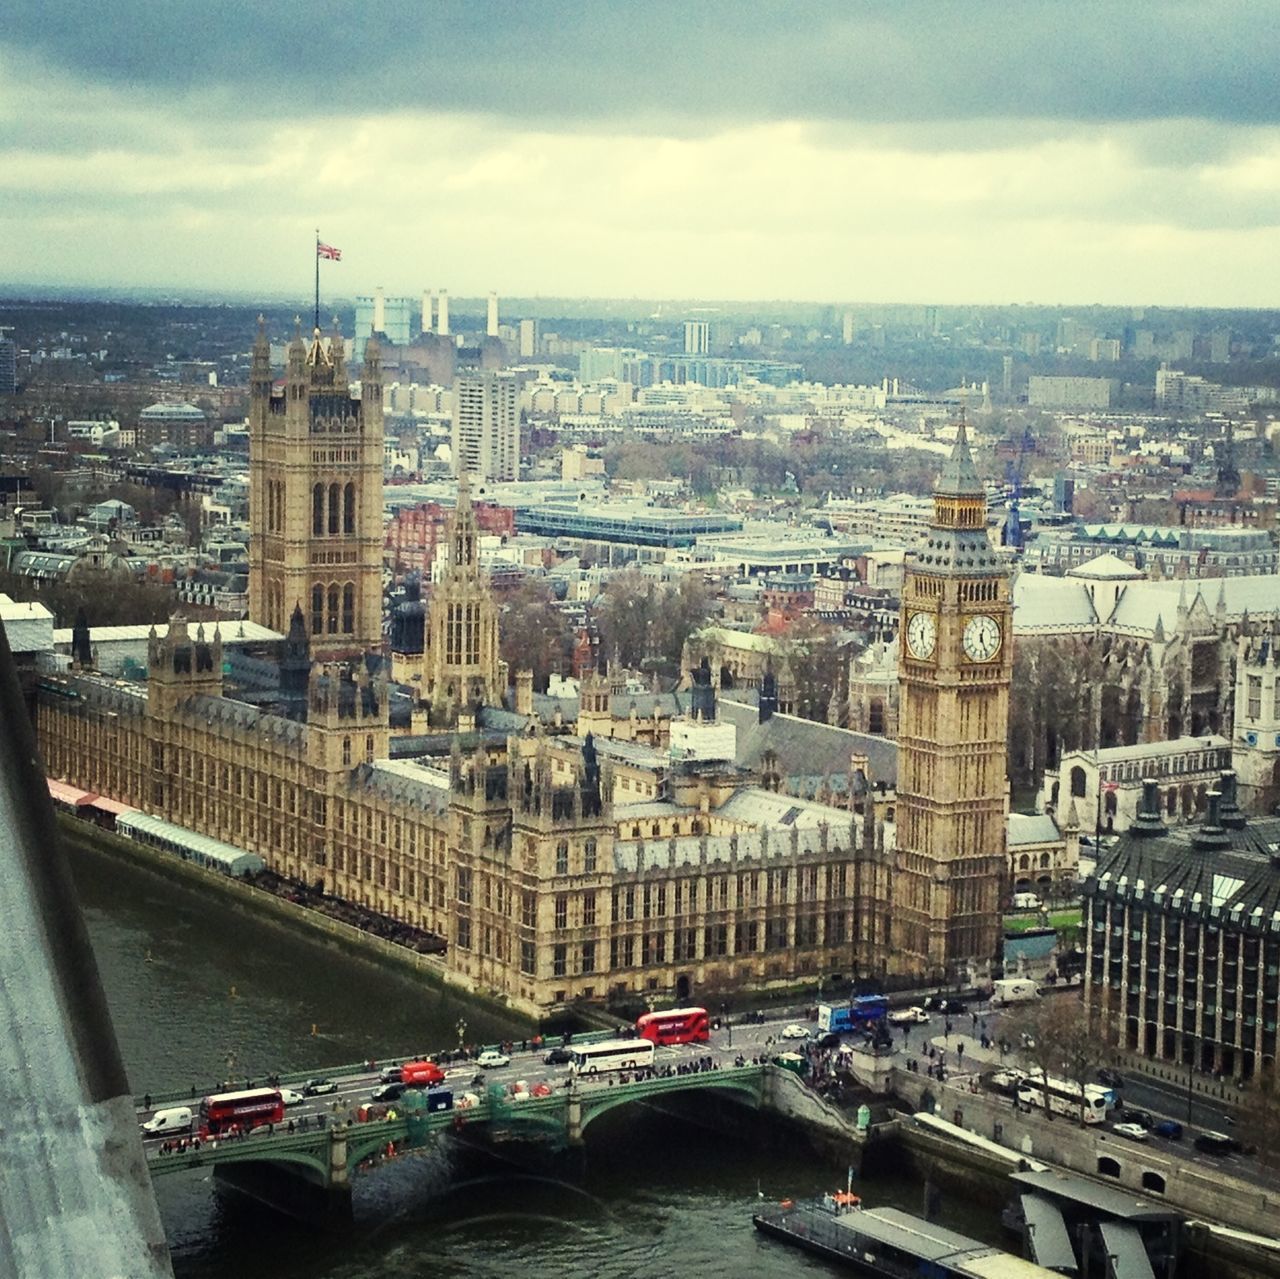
[70,834,994,1278]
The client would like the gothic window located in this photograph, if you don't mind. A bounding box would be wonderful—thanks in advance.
[520,940,536,974]
[327,584,339,633]
[1248,675,1262,719]
[581,941,596,974]
[328,482,340,535]
[1272,677,1280,721]
[342,582,355,634]
[1039,853,1051,870]
[521,891,536,928]
[312,484,324,536]
[584,893,596,926]
[343,482,355,534]
[311,584,324,637]
[554,894,568,930]
[365,735,374,763]
[552,944,567,977]
[342,737,351,766]
[1070,766,1087,798]
[868,698,885,735]
[556,840,569,875]
[584,837,597,872]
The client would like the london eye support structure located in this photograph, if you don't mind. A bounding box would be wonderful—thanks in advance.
[0,621,172,1276]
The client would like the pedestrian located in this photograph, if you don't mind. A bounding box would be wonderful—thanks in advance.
[956,1041,965,1066]
[143,1093,151,1112]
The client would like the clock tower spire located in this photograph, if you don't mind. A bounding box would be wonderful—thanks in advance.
[893,415,1010,983]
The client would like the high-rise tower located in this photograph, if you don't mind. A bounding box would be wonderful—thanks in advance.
[248,319,385,656]
[452,371,519,482]
[420,477,504,726]
[892,418,1010,982]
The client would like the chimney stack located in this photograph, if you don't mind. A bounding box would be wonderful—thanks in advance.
[487,291,499,337]
[373,286,386,335]
[421,290,433,335]
[437,290,450,337]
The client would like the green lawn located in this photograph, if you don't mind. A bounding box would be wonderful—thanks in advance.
[1004,909,1082,935]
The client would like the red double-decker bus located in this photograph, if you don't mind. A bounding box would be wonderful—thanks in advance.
[636,1006,710,1046]
[199,1088,285,1136]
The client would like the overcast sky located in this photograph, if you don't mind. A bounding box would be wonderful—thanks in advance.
[5,1,1280,305]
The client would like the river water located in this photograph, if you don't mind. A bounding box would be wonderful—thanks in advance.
[70,834,997,1279]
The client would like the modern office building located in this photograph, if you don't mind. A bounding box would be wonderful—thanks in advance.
[1083,773,1280,1079]
[354,290,416,360]
[684,320,710,355]
[0,329,16,395]
[453,371,519,482]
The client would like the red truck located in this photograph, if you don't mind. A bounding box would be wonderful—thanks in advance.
[399,1060,445,1087]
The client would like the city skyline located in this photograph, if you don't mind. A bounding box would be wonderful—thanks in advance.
[5,2,1280,306]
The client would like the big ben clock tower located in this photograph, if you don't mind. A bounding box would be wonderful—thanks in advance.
[892,417,1010,983]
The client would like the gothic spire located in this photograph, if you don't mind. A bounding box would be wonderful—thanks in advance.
[935,412,984,498]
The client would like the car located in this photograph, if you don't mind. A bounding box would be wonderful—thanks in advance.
[1096,1068,1123,1089]
[372,1082,406,1103]
[303,1078,338,1096]
[813,1032,841,1050]
[1113,1122,1149,1142]
[986,1069,1026,1095]
[888,1006,930,1025]
[1152,1119,1183,1140]
[781,1023,810,1040]
[1195,1131,1243,1156]
[542,1047,573,1066]
[923,997,968,1015]
[1115,1106,1155,1129]
[279,1088,305,1107]
[378,1065,403,1084]
[476,1049,511,1069]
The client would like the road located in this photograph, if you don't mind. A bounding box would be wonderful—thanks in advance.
[134,1002,1267,1187]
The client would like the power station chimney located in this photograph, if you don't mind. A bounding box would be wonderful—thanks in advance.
[373,286,386,335]
[487,291,499,337]
[421,290,433,335]
[437,289,450,337]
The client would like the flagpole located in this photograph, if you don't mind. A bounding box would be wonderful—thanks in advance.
[314,229,320,331]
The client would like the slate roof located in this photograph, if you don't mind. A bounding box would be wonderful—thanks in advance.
[1012,574,1098,634]
[719,697,898,788]
[1090,814,1280,925]
[1007,813,1062,847]
[1067,553,1145,580]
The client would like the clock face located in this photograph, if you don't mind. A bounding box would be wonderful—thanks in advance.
[906,611,937,660]
[962,614,1002,662]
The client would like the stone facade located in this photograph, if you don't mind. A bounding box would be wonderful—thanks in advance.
[247,322,384,656]
[892,420,1009,982]
[35,619,896,1015]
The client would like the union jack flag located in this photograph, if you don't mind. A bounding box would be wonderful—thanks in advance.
[316,241,341,261]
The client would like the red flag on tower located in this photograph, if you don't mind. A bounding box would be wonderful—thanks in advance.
[317,241,342,261]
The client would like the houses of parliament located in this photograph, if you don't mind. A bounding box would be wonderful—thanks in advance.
[32,323,1007,1016]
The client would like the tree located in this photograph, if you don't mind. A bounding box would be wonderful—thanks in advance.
[498,580,573,692]
[1238,1064,1280,1173]
[595,568,655,671]
[777,615,844,723]
[651,574,711,673]
[1004,995,1114,1125]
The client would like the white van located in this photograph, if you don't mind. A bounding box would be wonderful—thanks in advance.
[141,1106,193,1136]
[1012,892,1042,910]
[991,978,1040,1006]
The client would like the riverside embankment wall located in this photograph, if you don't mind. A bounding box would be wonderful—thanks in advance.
[893,1070,1280,1257]
[59,816,538,1028]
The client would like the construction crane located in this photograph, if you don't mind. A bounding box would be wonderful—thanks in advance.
[1003,426,1035,549]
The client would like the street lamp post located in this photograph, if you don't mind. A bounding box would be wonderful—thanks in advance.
[722,1003,732,1049]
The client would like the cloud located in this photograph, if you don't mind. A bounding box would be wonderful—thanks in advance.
[5,5,1280,302]
[7,1,1280,131]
